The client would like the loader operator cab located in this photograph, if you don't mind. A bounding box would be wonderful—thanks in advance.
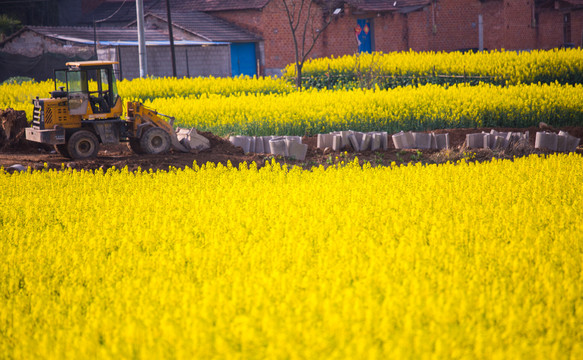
[54,61,120,116]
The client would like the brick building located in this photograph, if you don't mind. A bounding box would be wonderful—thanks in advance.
[191,0,583,75]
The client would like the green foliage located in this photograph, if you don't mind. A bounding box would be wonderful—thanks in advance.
[2,77,34,85]
[0,14,21,38]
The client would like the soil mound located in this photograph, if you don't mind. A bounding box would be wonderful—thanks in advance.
[198,131,244,155]
[0,108,29,150]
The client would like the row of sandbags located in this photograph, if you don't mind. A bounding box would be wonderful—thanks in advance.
[228,130,580,160]
[317,130,450,151]
[465,129,580,152]
[229,130,451,159]
[466,130,529,150]
[392,131,450,150]
[229,135,308,160]
[317,131,390,152]
[535,131,580,152]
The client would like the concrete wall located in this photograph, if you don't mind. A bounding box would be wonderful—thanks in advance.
[0,30,94,58]
[113,44,231,80]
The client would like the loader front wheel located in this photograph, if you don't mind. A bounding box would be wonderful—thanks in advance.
[128,138,144,154]
[54,144,70,158]
[140,127,171,155]
[67,130,99,159]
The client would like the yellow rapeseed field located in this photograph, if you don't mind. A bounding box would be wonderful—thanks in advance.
[3,65,583,136]
[119,75,294,101]
[1,154,582,359]
[285,48,583,85]
[143,83,583,135]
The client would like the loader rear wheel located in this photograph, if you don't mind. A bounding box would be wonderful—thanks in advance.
[128,138,144,154]
[67,130,99,159]
[54,144,70,158]
[140,127,171,155]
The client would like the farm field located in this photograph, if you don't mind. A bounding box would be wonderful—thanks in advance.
[1,154,583,359]
[1,49,583,359]
[283,48,583,87]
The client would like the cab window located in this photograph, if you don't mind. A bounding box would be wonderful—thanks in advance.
[110,70,118,100]
[67,70,87,93]
[54,70,67,90]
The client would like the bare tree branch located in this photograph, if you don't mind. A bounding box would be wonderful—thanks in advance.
[300,0,314,63]
[294,0,306,32]
[280,0,347,89]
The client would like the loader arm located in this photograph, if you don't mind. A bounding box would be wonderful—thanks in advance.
[126,101,189,152]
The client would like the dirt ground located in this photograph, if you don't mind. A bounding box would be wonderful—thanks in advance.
[1,126,582,173]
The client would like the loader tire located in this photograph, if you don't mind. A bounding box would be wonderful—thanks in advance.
[54,144,70,158]
[67,130,99,159]
[128,138,144,154]
[140,127,171,155]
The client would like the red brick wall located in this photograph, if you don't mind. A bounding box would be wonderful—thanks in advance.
[499,0,537,49]
[430,0,479,51]
[373,13,409,52]
[573,10,583,47]
[318,8,361,58]
[407,8,431,51]
[481,1,505,49]
[535,9,563,49]
[536,8,583,48]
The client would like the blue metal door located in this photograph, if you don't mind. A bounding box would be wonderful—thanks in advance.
[356,19,373,53]
[230,43,257,76]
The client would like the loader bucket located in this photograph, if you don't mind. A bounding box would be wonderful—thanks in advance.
[125,102,210,153]
[170,130,190,153]
[174,128,210,152]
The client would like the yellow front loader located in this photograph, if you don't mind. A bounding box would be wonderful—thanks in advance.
[25,61,189,159]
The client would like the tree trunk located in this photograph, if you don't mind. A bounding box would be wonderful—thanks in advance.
[295,63,303,90]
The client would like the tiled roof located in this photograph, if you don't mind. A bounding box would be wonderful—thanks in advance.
[349,0,430,12]
[84,0,270,23]
[145,10,262,42]
[81,0,261,43]
[79,1,144,26]
[558,0,583,6]
[179,0,271,12]
[525,0,583,7]
[561,0,583,5]
[0,25,221,48]
[27,26,171,43]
